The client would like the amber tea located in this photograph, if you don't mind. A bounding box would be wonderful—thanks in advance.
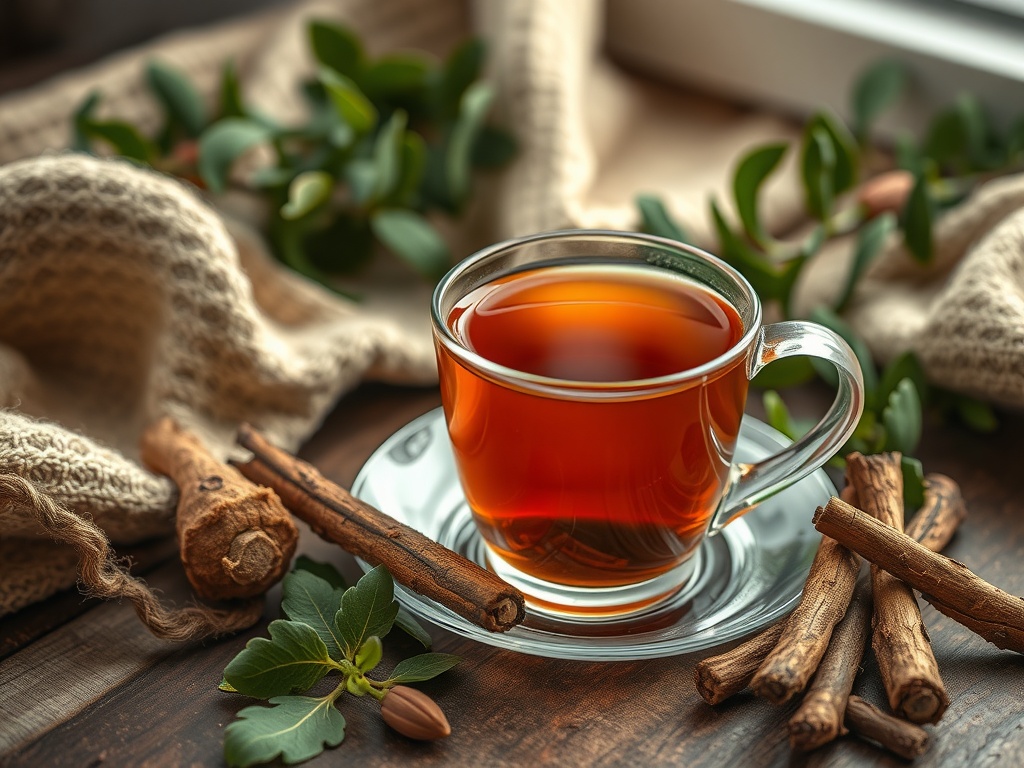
[436,264,748,592]
[432,231,864,616]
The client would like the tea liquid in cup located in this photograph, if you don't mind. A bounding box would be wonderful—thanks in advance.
[431,231,864,616]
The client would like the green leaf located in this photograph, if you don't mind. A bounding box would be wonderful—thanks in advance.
[250,166,296,190]
[361,55,429,97]
[851,59,908,143]
[370,209,451,281]
[344,159,378,205]
[272,217,332,285]
[309,20,363,80]
[902,455,927,509]
[71,91,102,152]
[1007,115,1024,163]
[901,173,933,264]
[219,60,247,119]
[334,565,400,660]
[447,81,494,209]
[809,306,879,407]
[351,673,374,696]
[472,125,517,168]
[799,223,827,260]
[925,107,970,170]
[835,212,895,312]
[895,132,926,176]
[373,110,408,201]
[146,60,207,137]
[395,606,432,649]
[224,695,345,768]
[801,125,836,221]
[197,118,271,193]
[750,356,816,389]
[709,199,808,317]
[392,131,426,207]
[878,351,928,407]
[355,635,383,672]
[437,38,486,119]
[882,378,923,454]
[220,678,238,693]
[807,111,859,195]
[954,93,992,169]
[223,620,337,699]
[281,171,333,221]
[320,69,377,136]
[386,653,461,684]
[89,120,159,162]
[762,390,794,438]
[733,142,788,246]
[79,119,157,163]
[293,556,347,590]
[280,570,346,660]
[636,194,689,243]
[954,395,999,433]
[300,213,375,277]
[844,409,884,458]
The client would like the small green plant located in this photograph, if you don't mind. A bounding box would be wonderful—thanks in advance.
[219,557,459,766]
[72,20,516,289]
[638,60,1007,501]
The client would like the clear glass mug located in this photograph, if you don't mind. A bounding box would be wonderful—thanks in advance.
[431,231,864,616]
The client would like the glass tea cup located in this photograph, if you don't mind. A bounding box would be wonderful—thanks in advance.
[431,231,863,616]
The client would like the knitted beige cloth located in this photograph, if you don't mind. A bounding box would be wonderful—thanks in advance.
[1,0,1022,619]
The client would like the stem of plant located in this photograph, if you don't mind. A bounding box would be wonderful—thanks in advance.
[827,206,865,237]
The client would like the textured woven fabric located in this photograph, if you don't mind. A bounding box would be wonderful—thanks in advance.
[794,173,1024,409]
[2,0,1023,618]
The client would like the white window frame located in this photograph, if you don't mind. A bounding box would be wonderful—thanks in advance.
[606,0,1024,136]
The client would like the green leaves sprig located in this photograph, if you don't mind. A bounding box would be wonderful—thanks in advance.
[220,559,459,767]
[71,20,516,289]
[636,58,1005,502]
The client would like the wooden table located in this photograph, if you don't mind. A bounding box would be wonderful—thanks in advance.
[2,382,1022,767]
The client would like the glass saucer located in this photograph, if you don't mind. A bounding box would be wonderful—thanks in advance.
[351,407,831,661]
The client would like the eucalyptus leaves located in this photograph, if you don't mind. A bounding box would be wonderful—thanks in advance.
[638,59,1007,497]
[71,20,515,288]
[220,558,459,767]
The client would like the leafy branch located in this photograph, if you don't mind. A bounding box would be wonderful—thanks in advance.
[638,60,1008,502]
[71,20,516,290]
[220,558,459,767]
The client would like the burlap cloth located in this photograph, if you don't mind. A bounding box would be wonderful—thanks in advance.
[1,0,1022,621]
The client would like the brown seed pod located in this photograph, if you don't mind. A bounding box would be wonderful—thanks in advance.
[380,685,451,741]
[857,170,915,219]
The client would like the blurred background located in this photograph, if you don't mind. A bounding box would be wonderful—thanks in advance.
[4,0,1024,134]
[0,0,288,91]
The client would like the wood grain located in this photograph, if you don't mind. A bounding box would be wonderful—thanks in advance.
[0,536,178,661]
[3,382,1024,767]
[0,565,186,753]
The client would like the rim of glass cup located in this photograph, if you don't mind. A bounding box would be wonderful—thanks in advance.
[430,229,764,396]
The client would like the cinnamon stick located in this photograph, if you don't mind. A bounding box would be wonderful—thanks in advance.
[697,478,965,708]
[749,534,861,704]
[905,474,966,551]
[845,695,930,760]
[788,579,872,751]
[694,621,787,705]
[814,497,1024,653]
[847,452,948,724]
[234,424,526,633]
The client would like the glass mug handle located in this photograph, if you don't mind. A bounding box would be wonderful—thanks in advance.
[710,320,865,533]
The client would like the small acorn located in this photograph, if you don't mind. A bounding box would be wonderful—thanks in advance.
[857,169,915,218]
[380,685,451,741]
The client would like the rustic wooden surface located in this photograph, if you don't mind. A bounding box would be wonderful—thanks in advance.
[1,382,1023,767]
